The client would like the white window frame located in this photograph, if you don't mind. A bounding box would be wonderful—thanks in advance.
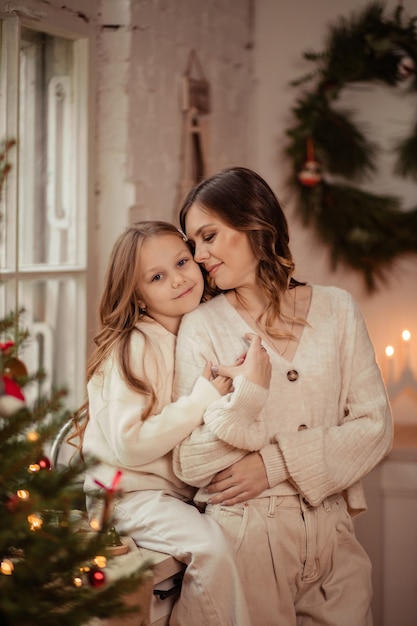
[0,2,95,408]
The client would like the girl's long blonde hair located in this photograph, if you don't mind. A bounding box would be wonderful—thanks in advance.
[71,221,188,452]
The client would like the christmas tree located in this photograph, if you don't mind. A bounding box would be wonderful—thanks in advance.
[0,141,151,625]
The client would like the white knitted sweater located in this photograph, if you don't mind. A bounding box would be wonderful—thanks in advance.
[83,318,268,500]
[173,285,393,515]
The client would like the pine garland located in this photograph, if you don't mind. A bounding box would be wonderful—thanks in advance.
[286,2,417,291]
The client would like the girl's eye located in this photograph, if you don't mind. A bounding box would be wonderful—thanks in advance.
[178,257,189,267]
[151,273,163,282]
[203,233,215,242]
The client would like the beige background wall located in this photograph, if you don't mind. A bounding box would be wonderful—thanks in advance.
[97,0,417,430]
[94,3,417,624]
[253,0,417,433]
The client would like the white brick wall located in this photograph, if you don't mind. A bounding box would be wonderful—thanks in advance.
[97,0,255,263]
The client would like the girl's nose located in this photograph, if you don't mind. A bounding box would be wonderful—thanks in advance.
[172,272,185,288]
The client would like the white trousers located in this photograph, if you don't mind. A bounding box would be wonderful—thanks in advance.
[206,494,373,626]
[109,490,252,626]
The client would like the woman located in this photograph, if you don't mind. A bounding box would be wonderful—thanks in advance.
[173,167,393,626]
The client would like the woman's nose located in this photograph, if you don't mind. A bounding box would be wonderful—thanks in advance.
[193,242,209,263]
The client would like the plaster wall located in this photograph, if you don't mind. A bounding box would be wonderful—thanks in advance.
[96,0,255,288]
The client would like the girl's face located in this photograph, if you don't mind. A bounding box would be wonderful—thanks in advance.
[185,203,258,291]
[136,233,204,334]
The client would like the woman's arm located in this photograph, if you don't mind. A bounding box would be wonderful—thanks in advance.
[173,329,271,485]
[205,292,393,507]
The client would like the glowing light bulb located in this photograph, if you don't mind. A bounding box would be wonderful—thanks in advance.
[93,555,107,568]
[385,346,394,358]
[90,518,101,531]
[26,431,39,442]
[27,513,43,530]
[17,489,30,500]
[402,329,411,342]
[1,559,14,575]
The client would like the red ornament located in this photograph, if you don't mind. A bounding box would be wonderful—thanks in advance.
[1,375,25,401]
[397,55,415,80]
[88,567,106,588]
[38,456,52,471]
[3,356,28,379]
[0,341,15,354]
[298,136,322,187]
[6,493,20,511]
[0,375,26,416]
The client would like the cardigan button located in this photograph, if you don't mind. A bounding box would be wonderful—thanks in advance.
[298,424,308,431]
[287,369,299,382]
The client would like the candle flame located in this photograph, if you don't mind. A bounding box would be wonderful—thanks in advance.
[401,329,411,342]
[385,345,394,358]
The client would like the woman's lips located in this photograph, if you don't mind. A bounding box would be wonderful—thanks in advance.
[207,263,222,276]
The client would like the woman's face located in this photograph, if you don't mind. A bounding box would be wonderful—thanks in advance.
[185,203,259,291]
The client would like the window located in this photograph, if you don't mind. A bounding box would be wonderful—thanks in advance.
[0,10,90,409]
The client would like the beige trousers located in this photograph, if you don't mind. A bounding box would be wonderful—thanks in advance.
[206,494,373,626]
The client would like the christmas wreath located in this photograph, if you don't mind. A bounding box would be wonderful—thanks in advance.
[285,2,417,291]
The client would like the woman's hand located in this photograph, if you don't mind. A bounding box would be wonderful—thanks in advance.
[206,451,269,505]
[213,333,271,389]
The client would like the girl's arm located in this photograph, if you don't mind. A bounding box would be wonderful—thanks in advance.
[85,331,221,468]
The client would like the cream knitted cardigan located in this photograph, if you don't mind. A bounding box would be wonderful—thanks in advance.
[173,285,393,516]
[83,318,268,500]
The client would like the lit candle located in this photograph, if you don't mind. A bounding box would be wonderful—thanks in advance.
[385,345,394,384]
[402,329,411,368]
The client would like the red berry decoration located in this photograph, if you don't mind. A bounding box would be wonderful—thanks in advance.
[38,456,52,471]
[88,567,106,588]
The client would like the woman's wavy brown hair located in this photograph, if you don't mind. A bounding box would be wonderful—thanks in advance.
[179,166,304,339]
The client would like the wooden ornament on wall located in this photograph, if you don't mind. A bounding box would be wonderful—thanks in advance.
[174,50,211,219]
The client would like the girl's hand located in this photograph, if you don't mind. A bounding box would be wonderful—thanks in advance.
[201,362,232,396]
[206,452,269,505]
[213,333,271,389]
[211,375,233,396]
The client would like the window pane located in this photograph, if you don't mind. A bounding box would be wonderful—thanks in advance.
[1,17,89,410]
[19,28,82,269]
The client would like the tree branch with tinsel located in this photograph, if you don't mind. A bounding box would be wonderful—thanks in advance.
[285,1,417,291]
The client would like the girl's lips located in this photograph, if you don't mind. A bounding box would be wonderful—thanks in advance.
[176,286,194,298]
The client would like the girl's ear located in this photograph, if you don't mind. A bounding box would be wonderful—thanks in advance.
[138,299,147,313]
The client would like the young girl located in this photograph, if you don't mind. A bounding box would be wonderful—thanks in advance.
[82,220,271,626]
[173,167,393,626]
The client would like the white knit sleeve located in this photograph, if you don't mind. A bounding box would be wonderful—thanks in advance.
[202,375,269,450]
